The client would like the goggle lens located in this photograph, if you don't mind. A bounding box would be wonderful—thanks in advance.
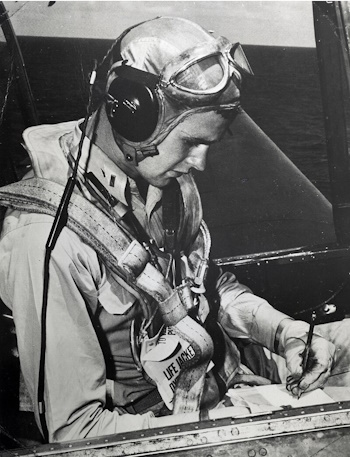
[229,43,254,76]
[174,55,225,91]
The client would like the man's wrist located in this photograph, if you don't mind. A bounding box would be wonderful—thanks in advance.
[275,319,325,357]
[273,317,294,354]
[251,303,292,351]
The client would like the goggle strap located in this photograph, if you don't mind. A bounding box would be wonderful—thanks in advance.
[113,64,159,89]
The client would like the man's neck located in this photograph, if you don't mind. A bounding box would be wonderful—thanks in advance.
[86,106,139,180]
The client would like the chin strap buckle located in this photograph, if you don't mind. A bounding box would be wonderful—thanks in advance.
[123,144,159,165]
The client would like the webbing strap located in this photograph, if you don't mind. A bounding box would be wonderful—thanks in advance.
[0,178,157,319]
[162,179,181,255]
[154,284,214,412]
[172,315,213,413]
[0,178,146,277]
[0,177,214,413]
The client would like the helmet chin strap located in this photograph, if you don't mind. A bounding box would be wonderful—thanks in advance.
[114,135,160,165]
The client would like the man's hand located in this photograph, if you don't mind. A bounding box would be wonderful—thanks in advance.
[277,320,335,397]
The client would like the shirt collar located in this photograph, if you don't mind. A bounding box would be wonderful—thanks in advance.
[68,121,163,218]
[69,121,129,206]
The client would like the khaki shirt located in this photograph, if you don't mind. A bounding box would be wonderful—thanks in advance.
[0,120,287,441]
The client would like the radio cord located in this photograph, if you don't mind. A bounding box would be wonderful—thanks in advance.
[38,63,97,442]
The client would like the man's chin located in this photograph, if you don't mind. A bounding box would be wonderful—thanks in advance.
[151,176,179,188]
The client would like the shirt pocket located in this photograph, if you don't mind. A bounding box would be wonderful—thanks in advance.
[98,268,136,315]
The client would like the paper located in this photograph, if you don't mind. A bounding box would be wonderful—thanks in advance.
[227,384,335,414]
[255,384,335,408]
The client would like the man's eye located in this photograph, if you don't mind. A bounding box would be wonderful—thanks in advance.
[185,138,201,147]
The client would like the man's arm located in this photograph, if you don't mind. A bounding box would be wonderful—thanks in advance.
[214,269,335,395]
[0,211,153,442]
[214,270,288,350]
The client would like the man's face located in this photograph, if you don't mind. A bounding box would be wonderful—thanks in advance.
[135,111,232,188]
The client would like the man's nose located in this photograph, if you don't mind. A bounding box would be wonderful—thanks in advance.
[185,145,209,172]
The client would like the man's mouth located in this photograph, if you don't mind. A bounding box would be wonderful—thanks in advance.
[168,171,183,178]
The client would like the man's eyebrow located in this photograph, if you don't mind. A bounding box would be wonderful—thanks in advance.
[181,133,218,145]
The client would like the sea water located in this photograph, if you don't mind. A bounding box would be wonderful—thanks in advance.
[0,37,329,198]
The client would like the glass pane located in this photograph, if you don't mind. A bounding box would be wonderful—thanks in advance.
[175,55,224,90]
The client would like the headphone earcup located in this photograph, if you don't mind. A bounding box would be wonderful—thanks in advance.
[106,76,159,142]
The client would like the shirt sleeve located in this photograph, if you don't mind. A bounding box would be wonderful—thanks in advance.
[0,211,153,442]
[215,270,290,351]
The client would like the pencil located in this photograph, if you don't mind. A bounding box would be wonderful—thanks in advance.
[302,310,317,373]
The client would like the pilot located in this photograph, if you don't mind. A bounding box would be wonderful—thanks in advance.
[0,16,348,443]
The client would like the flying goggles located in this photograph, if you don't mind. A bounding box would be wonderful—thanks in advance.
[159,36,254,101]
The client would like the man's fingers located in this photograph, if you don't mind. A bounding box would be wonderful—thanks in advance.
[285,336,335,396]
[298,365,331,392]
[285,350,303,378]
[286,362,331,397]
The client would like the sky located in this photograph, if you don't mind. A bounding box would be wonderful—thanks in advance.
[2,1,316,47]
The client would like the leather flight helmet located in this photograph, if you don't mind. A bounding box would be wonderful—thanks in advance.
[105,16,251,164]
